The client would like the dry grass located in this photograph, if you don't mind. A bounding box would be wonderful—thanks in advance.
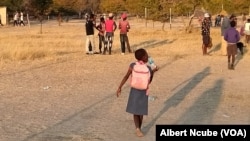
[0,17,241,66]
[0,21,83,64]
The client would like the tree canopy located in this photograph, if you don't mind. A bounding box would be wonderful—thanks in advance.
[0,0,250,18]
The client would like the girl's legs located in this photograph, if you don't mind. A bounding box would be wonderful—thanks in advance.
[98,35,102,53]
[133,115,144,137]
[125,35,132,53]
[101,35,105,52]
[228,55,231,69]
[204,45,207,55]
[108,36,113,55]
[120,34,126,54]
[139,115,143,129]
[202,44,207,55]
[202,44,204,55]
[89,35,95,53]
[103,35,109,55]
[85,36,90,53]
[231,55,235,69]
[246,35,250,44]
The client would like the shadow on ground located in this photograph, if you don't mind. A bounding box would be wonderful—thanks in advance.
[142,67,217,134]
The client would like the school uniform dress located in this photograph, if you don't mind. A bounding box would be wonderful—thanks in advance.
[126,63,153,116]
[201,18,210,45]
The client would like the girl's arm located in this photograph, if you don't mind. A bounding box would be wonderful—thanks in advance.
[116,67,132,97]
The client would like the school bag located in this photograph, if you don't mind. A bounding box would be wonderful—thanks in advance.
[130,61,150,90]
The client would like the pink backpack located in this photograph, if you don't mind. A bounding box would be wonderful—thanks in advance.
[130,61,150,90]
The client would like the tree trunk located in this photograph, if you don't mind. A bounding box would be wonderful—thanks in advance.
[186,16,194,33]
[40,21,43,34]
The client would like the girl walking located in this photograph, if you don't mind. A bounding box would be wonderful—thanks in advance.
[116,48,158,137]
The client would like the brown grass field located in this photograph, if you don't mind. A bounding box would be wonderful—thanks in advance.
[0,17,250,141]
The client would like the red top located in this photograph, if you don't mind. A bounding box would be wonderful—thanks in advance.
[105,19,116,32]
[119,20,130,34]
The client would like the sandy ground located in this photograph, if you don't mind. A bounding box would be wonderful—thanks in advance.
[0,18,250,141]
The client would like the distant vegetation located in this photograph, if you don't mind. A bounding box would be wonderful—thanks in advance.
[1,0,250,22]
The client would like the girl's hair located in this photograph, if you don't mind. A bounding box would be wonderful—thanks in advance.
[230,20,236,27]
[135,48,147,60]
[90,13,95,19]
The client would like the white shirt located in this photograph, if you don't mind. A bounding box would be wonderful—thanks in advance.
[244,23,250,31]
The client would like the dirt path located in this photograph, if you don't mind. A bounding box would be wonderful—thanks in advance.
[0,19,250,141]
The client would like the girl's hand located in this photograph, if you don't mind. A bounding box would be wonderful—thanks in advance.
[116,88,121,97]
[153,66,159,72]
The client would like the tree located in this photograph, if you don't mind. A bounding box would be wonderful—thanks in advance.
[100,0,126,15]
[30,0,53,33]
[125,0,145,17]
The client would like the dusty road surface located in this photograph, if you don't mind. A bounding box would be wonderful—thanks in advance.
[0,18,250,141]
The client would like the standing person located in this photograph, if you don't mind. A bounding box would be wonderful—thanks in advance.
[19,11,25,26]
[0,14,3,26]
[116,48,158,137]
[103,13,117,55]
[215,15,221,27]
[96,16,105,54]
[119,13,131,55]
[13,11,19,27]
[242,13,247,25]
[201,13,211,56]
[85,13,97,55]
[57,13,62,26]
[220,12,230,56]
[243,18,250,44]
[224,20,240,70]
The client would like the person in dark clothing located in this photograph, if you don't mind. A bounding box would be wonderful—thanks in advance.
[96,17,105,54]
[201,13,211,55]
[224,20,240,70]
[85,13,98,54]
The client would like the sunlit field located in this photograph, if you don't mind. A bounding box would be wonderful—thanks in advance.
[0,16,239,68]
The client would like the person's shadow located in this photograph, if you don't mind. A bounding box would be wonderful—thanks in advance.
[143,67,211,134]
[208,43,221,54]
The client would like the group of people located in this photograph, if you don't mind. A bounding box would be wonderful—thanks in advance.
[85,12,131,55]
[13,11,25,27]
[201,12,249,70]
